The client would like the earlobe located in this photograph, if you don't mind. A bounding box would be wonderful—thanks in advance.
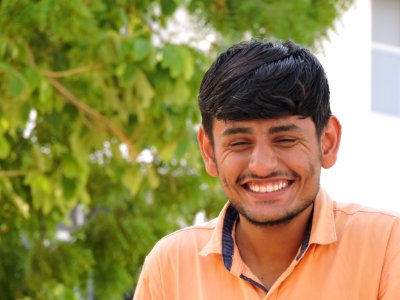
[321,116,342,169]
[198,126,218,177]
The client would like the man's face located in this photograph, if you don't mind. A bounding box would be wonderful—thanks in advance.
[198,116,340,226]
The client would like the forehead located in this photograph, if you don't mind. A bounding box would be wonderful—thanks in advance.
[212,116,317,137]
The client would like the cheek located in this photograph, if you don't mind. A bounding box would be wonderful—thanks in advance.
[307,160,318,178]
[303,151,322,183]
[217,153,248,184]
[279,148,321,177]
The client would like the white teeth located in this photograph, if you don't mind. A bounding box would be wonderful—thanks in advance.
[248,181,289,193]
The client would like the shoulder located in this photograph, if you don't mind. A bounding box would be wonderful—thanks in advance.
[333,201,400,237]
[148,218,218,259]
[139,218,219,279]
[334,201,400,220]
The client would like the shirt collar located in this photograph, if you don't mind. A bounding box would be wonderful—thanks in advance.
[199,202,232,257]
[309,188,338,245]
[199,188,338,265]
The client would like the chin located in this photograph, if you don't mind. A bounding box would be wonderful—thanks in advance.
[239,200,314,227]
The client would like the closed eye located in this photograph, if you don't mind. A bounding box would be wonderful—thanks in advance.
[228,141,252,150]
[231,141,250,146]
[274,138,298,146]
[276,138,296,142]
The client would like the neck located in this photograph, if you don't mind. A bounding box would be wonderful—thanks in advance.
[235,204,313,286]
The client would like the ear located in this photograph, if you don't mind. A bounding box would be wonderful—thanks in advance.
[197,126,218,177]
[321,116,342,169]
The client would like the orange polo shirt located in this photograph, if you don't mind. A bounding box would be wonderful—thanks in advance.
[133,189,400,299]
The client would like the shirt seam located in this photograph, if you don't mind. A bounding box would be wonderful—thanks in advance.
[157,223,216,242]
[333,208,400,219]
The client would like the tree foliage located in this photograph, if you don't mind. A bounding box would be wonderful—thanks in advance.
[0,0,352,299]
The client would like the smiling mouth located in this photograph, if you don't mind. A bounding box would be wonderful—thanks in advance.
[244,180,292,193]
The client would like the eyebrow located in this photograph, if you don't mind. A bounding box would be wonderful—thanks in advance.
[222,123,303,137]
[268,124,303,134]
[222,127,252,136]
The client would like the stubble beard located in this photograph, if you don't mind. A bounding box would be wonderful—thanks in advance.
[232,193,316,227]
[213,152,321,227]
[228,176,320,227]
[219,175,319,227]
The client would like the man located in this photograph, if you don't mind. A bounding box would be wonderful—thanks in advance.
[133,40,400,299]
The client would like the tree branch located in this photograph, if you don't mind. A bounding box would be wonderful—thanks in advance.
[43,65,103,78]
[0,170,28,177]
[23,40,137,162]
[46,77,137,161]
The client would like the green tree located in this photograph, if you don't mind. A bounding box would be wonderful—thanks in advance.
[0,0,352,299]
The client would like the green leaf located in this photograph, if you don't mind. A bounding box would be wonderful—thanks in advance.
[24,68,41,91]
[0,135,10,159]
[175,138,189,159]
[180,47,194,81]
[32,143,50,172]
[12,195,30,218]
[7,71,26,97]
[120,63,137,86]
[61,154,81,179]
[167,78,190,105]
[39,79,53,104]
[122,165,143,196]
[0,38,9,58]
[133,38,151,61]
[162,45,183,78]
[24,173,53,213]
[147,166,160,189]
[161,0,177,16]
[159,141,177,161]
[0,118,9,134]
[69,126,90,167]
[133,69,155,108]
[62,177,78,200]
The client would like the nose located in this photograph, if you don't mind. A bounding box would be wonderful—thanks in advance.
[248,142,278,177]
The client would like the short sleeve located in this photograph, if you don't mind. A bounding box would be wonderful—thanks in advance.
[379,218,400,299]
[133,252,163,300]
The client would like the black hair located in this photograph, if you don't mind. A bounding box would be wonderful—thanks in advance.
[198,39,331,139]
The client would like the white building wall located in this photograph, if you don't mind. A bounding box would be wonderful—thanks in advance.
[318,0,400,212]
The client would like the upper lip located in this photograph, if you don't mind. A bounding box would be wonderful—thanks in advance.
[245,180,292,192]
[239,174,296,193]
[239,174,296,185]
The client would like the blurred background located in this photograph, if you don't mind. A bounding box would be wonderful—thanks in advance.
[319,0,400,212]
[1,0,398,299]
